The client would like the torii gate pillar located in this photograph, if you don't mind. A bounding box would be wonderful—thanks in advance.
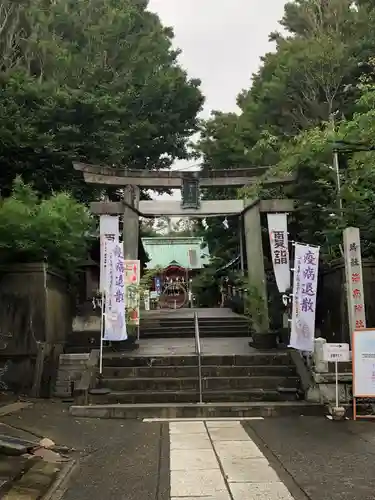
[243,199,292,333]
[123,185,140,260]
[244,202,269,332]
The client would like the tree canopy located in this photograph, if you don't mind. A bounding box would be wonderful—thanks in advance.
[0,178,94,280]
[197,0,375,264]
[0,0,204,200]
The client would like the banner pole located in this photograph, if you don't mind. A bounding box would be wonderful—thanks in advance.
[335,360,339,408]
[99,292,105,376]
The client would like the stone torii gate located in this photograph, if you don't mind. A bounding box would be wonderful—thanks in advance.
[74,162,295,331]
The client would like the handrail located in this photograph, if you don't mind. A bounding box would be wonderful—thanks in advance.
[194,312,203,404]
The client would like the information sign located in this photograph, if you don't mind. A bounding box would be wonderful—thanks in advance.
[353,329,375,397]
[352,329,375,420]
[323,343,350,363]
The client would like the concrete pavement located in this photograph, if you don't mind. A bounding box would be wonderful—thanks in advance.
[1,402,375,499]
[169,420,293,499]
[1,401,169,500]
[244,416,375,500]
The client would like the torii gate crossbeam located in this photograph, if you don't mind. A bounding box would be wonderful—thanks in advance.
[74,162,295,332]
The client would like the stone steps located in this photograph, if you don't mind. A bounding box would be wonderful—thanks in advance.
[68,346,320,418]
[103,353,293,367]
[140,317,250,338]
[88,351,302,406]
[102,364,297,378]
[89,388,299,404]
[140,329,249,338]
[54,354,89,398]
[101,375,300,392]
[70,401,324,419]
[141,317,249,326]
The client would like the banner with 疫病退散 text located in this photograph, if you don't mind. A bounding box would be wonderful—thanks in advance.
[289,243,319,352]
[103,241,127,341]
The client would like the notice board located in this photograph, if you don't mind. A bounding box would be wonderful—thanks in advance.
[353,329,375,397]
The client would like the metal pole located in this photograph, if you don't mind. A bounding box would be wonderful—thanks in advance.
[335,360,339,408]
[194,312,203,404]
[99,293,105,376]
[198,352,203,404]
[239,215,245,275]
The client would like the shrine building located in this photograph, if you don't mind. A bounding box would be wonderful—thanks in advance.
[142,236,210,308]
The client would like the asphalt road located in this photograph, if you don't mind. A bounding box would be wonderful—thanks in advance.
[1,401,169,500]
[244,416,375,500]
[3,402,375,500]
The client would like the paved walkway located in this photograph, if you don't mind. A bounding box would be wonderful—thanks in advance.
[2,402,375,499]
[0,402,169,500]
[169,420,292,499]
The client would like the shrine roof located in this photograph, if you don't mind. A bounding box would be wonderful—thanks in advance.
[141,237,210,270]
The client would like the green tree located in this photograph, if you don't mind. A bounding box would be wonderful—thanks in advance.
[195,112,253,264]
[0,0,204,200]
[197,0,375,266]
[246,67,375,261]
[0,178,94,280]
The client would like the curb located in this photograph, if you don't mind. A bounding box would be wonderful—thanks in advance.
[42,459,77,500]
[0,402,33,417]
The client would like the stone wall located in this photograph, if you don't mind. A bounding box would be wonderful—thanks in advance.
[0,263,72,396]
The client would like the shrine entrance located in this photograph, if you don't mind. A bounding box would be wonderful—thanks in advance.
[74,162,295,331]
[159,266,188,309]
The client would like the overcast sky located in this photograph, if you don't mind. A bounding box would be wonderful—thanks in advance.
[148,0,287,200]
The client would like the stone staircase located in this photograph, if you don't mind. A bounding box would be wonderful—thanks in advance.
[54,353,89,398]
[70,350,323,419]
[140,315,250,338]
[68,310,324,419]
[67,309,250,354]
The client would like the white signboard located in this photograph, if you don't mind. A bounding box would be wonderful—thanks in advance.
[143,290,150,311]
[289,243,320,352]
[323,343,350,363]
[99,215,119,292]
[353,329,375,397]
[124,260,141,326]
[343,227,366,334]
[267,213,290,293]
[103,241,127,341]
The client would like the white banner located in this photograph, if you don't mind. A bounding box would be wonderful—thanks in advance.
[267,213,290,293]
[99,215,119,292]
[124,260,141,326]
[103,241,127,341]
[144,290,150,311]
[289,243,320,352]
